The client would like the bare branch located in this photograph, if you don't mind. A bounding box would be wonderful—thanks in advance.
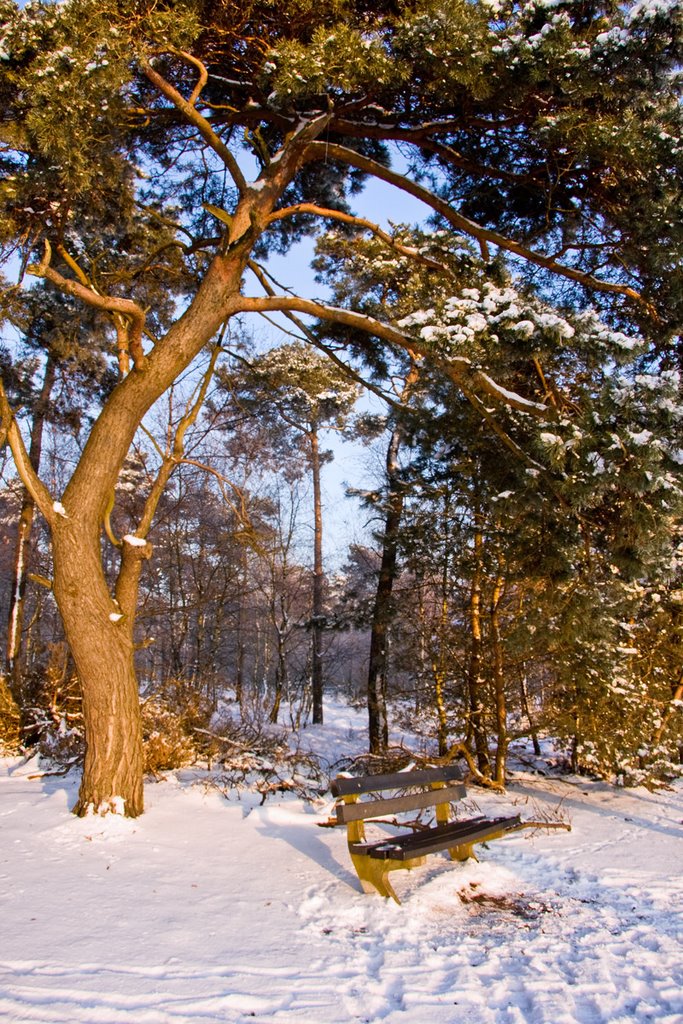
[113,343,223,622]
[170,49,209,108]
[136,342,223,539]
[179,457,257,538]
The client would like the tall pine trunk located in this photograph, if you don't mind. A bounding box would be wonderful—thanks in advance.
[490,571,508,786]
[310,425,325,724]
[367,366,418,752]
[467,528,491,776]
[367,425,403,753]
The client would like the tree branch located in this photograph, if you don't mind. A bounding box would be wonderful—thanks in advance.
[0,378,56,523]
[267,203,453,276]
[303,142,650,311]
[27,241,147,372]
[113,343,223,622]
[136,342,223,540]
[236,294,552,418]
[179,457,258,539]
[171,49,209,108]
[141,59,248,195]
[332,116,542,188]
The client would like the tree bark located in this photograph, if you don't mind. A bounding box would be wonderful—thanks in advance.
[367,425,403,753]
[51,522,144,815]
[467,528,491,776]
[310,425,325,724]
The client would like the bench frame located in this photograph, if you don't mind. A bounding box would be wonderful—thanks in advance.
[332,766,520,903]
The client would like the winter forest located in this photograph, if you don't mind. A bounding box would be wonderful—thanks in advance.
[1,0,683,824]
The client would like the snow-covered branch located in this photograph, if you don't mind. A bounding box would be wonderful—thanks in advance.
[267,204,451,275]
[237,295,552,418]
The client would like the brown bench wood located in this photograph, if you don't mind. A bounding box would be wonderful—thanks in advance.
[351,814,521,860]
[331,764,464,798]
[335,782,467,824]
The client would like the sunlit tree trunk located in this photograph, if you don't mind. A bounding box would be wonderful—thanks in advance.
[490,569,508,786]
[467,526,491,776]
[52,522,145,816]
[39,255,246,816]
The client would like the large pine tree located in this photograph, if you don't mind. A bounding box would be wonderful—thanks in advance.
[0,0,681,813]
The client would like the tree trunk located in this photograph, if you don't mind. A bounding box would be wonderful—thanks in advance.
[490,571,508,786]
[310,425,325,724]
[6,356,55,695]
[1,136,329,816]
[52,258,245,815]
[430,586,451,757]
[467,528,491,776]
[367,425,403,753]
[519,670,541,755]
[367,366,418,751]
[270,620,287,724]
[52,522,144,816]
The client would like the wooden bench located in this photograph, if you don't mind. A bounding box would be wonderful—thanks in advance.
[332,765,521,903]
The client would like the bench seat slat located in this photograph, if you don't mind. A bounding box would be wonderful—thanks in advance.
[350,814,521,861]
[331,764,464,798]
[336,782,467,824]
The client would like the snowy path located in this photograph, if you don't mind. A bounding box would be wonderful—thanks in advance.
[1,758,682,1024]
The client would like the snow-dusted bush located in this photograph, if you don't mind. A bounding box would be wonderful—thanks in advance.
[141,696,198,774]
[141,680,214,774]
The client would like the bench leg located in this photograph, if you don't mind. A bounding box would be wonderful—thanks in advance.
[449,842,477,862]
[350,853,400,902]
[349,853,426,904]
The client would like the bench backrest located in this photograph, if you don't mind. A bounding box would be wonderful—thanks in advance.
[332,765,466,825]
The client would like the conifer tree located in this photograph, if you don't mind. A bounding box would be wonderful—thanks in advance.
[0,0,681,813]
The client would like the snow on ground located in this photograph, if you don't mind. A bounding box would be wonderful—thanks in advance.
[1,701,682,1024]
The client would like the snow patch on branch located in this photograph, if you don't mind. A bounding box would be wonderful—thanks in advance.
[123,534,148,547]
